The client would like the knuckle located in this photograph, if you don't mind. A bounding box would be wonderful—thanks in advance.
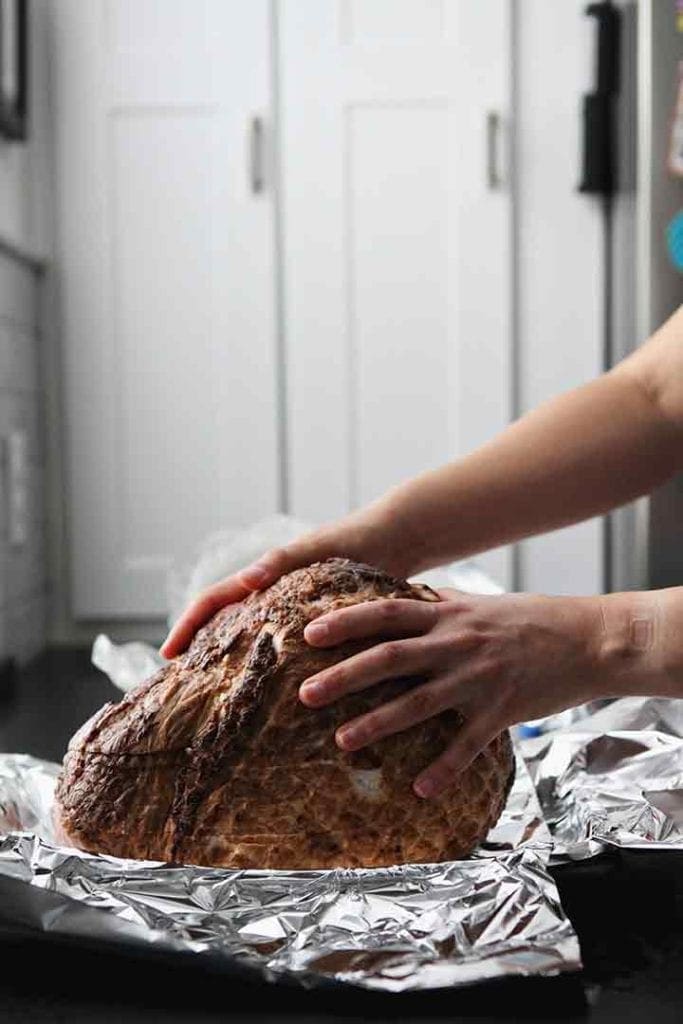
[423,684,447,717]
[427,634,454,659]
[454,736,479,764]
[380,599,402,622]
[358,712,380,739]
[328,608,347,632]
[458,627,483,647]
[404,686,428,718]
[407,636,429,661]
[425,603,440,627]
[471,617,495,637]
[478,653,506,678]
[411,682,443,718]
[265,546,288,569]
[323,666,345,690]
[462,662,488,685]
[380,641,402,669]
[429,762,452,788]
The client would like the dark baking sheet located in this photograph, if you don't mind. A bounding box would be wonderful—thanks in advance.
[0,871,586,1020]
[4,850,683,1022]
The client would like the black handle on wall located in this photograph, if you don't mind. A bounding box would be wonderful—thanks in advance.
[578,0,621,196]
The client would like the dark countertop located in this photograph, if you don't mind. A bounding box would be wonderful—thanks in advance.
[1,650,683,1023]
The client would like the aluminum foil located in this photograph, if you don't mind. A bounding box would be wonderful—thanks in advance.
[0,751,581,992]
[520,696,683,861]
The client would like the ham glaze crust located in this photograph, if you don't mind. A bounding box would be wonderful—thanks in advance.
[55,559,514,869]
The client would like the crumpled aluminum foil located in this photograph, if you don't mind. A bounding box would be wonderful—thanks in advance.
[520,696,683,861]
[0,751,581,992]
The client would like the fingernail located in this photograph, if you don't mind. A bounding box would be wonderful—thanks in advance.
[336,727,356,750]
[305,621,329,643]
[299,680,323,704]
[414,777,436,799]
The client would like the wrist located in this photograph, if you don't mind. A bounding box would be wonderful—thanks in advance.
[314,502,410,579]
[593,591,669,698]
[356,491,426,579]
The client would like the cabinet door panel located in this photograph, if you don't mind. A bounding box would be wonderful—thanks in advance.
[54,0,278,616]
[279,0,513,587]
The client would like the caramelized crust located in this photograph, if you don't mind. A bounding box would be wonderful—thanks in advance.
[55,559,514,868]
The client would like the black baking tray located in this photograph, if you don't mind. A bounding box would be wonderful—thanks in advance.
[0,870,588,1020]
[4,850,683,1022]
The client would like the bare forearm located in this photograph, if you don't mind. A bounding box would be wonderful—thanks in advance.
[374,366,683,577]
[164,310,683,658]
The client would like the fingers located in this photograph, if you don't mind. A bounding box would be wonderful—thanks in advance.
[237,545,298,590]
[335,677,453,751]
[304,599,438,648]
[161,534,332,658]
[160,575,254,658]
[413,717,499,800]
[242,529,348,589]
[299,638,432,707]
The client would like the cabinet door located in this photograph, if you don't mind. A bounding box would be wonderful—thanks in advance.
[279,0,513,587]
[53,1,279,617]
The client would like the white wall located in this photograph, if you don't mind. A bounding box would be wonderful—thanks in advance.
[515,0,605,595]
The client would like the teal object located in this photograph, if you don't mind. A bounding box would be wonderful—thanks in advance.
[666,210,683,272]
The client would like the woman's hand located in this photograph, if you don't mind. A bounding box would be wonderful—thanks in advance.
[160,505,416,658]
[299,590,634,799]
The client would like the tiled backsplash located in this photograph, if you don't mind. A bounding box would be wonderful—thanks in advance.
[0,252,46,665]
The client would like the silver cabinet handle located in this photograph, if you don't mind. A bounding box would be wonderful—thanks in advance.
[486,111,503,190]
[249,116,265,195]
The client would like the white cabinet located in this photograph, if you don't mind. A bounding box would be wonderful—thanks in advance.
[279,0,513,586]
[52,1,280,617]
[53,0,513,618]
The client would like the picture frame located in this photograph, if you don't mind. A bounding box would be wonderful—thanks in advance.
[0,0,27,141]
